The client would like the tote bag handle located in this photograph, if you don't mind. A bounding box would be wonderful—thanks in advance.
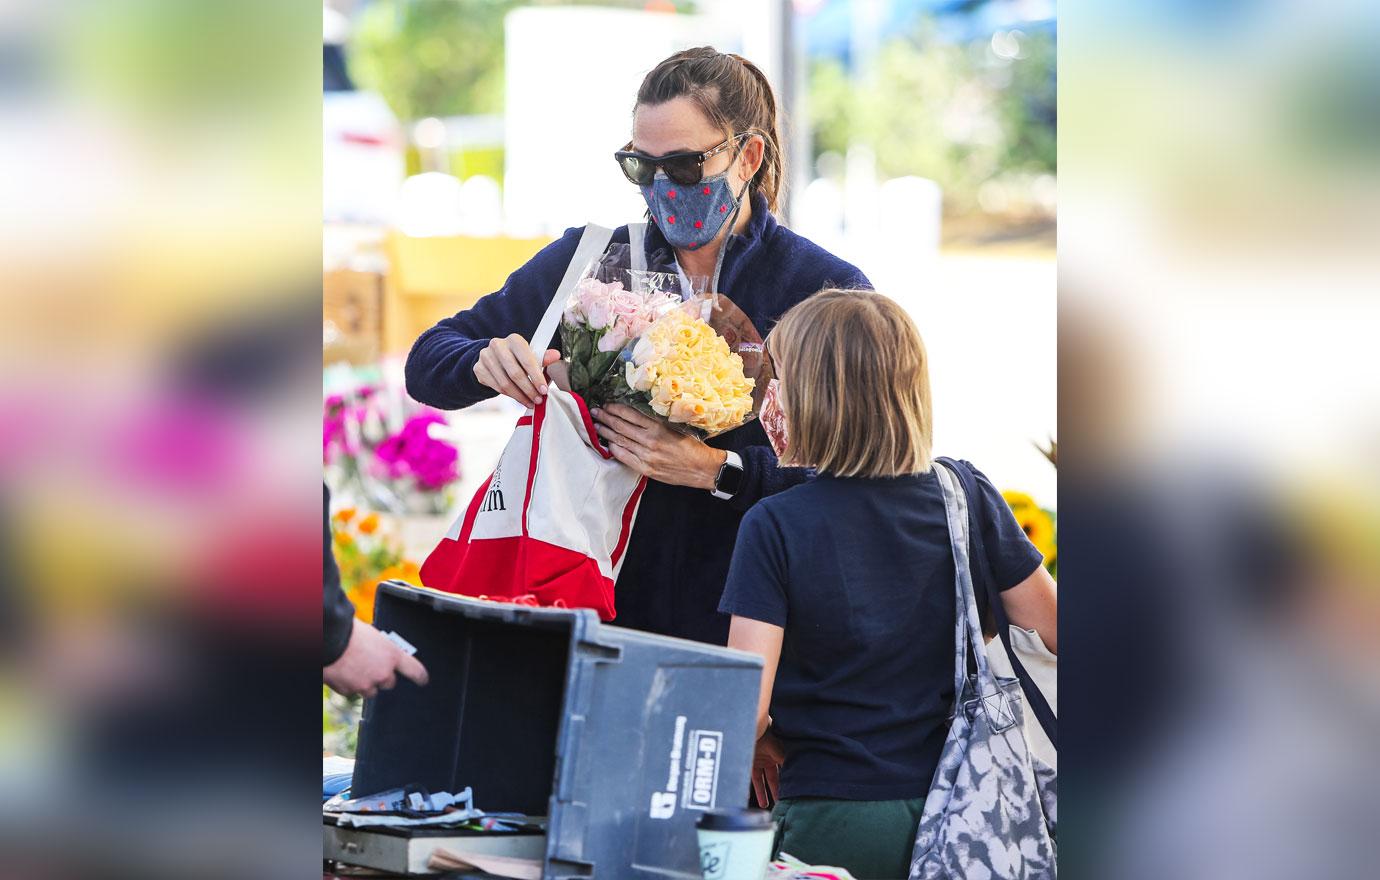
[936,457,1058,749]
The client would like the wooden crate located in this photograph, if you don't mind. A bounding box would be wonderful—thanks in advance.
[381,232,553,357]
[324,269,384,366]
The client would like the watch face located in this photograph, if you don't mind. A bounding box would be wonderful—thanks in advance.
[716,460,746,496]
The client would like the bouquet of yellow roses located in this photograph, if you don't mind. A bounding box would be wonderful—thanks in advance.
[609,292,766,439]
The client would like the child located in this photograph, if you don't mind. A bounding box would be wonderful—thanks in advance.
[720,289,1057,878]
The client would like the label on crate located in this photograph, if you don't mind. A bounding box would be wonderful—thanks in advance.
[682,728,723,811]
[648,716,723,818]
[649,715,687,820]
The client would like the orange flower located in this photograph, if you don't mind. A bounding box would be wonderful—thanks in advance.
[358,512,380,534]
[332,530,353,548]
[333,506,357,525]
[347,578,379,624]
[378,561,422,586]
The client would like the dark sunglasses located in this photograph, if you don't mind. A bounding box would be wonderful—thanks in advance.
[614,133,746,187]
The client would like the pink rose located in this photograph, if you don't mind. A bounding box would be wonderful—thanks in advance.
[585,296,612,329]
[598,324,630,352]
[626,312,658,338]
[607,290,644,321]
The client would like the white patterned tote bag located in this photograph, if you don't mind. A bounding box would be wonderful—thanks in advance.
[909,460,1057,879]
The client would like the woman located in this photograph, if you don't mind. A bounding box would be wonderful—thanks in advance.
[719,290,1058,877]
[406,48,868,645]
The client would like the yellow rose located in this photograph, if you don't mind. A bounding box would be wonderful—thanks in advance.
[669,398,707,424]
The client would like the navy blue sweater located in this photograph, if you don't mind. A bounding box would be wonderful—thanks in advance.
[405,193,869,645]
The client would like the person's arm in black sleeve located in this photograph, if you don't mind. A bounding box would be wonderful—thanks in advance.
[404,227,583,411]
[723,446,810,513]
[323,484,355,666]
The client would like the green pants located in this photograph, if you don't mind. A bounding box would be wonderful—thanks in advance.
[771,796,925,879]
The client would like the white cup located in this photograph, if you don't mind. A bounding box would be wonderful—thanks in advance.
[696,809,776,880]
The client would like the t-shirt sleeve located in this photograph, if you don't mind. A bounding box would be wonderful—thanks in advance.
[717,504,790,627]
[963,461,1047,591]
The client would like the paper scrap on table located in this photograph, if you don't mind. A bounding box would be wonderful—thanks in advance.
[335,809,481,829]
[429,847,542,880]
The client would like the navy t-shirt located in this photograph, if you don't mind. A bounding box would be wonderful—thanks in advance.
[717,461,1045,801]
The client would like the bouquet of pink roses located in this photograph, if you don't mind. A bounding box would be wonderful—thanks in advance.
[558,261,682,407]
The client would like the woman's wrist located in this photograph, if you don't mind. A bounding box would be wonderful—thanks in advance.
[702,447,728,490]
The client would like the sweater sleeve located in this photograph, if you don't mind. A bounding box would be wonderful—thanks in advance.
[323,485,355,666]
[725,444,810,512]
[404,227,584,411]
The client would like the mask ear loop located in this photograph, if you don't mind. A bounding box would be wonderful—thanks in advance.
[708,171,751,294]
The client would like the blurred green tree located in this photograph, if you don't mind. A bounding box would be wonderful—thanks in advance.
[348,1,701,123]
[809,22,1055,215]
[350,0,518,122]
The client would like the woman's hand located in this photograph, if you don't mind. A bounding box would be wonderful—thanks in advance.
[752,728,785,808]
[474,334,560,408]
[591,404,726,489]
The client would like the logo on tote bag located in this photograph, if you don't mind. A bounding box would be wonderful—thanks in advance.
[478,466,506,513]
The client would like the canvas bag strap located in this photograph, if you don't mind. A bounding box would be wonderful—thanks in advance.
[529,223,616,356]
[937,457,1058,748]
[935,461,1018,732]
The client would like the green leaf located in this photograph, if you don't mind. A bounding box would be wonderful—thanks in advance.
[570,330,593,364]
[569,360,590,392]
[589,350,620,381]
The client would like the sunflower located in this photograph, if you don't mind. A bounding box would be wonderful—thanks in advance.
[1015,507,1057,564]
[1003,491,1057,566]
[1002,491,1038,513]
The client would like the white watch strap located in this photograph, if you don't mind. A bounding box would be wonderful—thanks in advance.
[711,450,744,500]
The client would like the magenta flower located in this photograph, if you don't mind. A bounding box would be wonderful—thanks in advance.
[372,411,460,490]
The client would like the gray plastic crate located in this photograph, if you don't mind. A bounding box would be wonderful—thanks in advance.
[352,581,764,878]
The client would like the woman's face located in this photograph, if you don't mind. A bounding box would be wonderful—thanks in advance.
[631,96,762,189]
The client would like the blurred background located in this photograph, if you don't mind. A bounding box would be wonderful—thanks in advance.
[3,0,1374,877]
[321,0,1058,616]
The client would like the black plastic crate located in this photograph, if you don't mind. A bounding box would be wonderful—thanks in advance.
[353,581,763,878]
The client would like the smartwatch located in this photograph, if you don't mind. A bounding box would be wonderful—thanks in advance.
[711,450,745,500]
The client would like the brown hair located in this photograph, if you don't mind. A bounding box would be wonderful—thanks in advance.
[635,46,785,213]
[769,289,933,478]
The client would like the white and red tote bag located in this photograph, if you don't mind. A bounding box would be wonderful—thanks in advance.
[419,223,650,620]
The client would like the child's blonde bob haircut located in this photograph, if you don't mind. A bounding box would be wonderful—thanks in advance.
[768,289,933,478]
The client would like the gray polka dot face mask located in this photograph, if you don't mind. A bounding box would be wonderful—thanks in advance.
[640,167,745,252]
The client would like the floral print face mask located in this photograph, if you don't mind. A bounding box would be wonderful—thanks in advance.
[760,378,788,458]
